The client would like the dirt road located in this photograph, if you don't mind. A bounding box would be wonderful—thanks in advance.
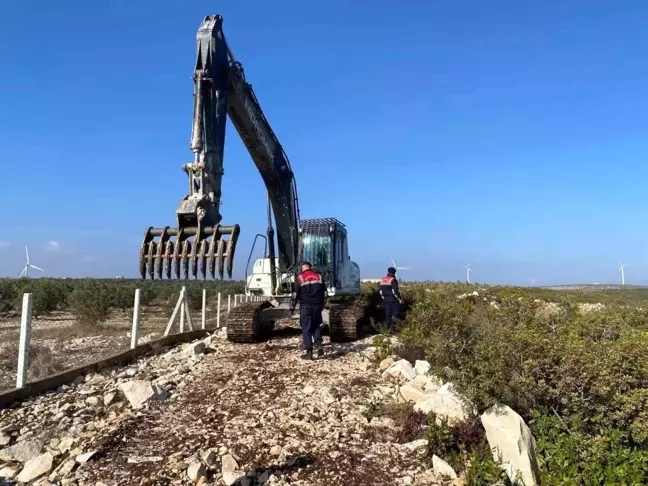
[0,328,444,485]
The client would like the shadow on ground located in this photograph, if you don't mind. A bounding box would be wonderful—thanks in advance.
[248,454,318,483]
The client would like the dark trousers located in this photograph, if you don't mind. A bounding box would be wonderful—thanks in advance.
[384,301,401,330]
[300,304,323,349]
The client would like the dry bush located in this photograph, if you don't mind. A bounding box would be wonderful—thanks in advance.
[29,344,65,380]
[0,342,64,382]
[395,343,425,363]
[378,402,428,444]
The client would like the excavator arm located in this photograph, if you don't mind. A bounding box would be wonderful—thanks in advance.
[226,48,300,274]
[140,15,299,281]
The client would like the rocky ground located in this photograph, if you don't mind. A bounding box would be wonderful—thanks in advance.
[0,325,453,485]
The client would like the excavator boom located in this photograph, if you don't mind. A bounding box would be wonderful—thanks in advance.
[140,14,365,343]
[140,15,299,280]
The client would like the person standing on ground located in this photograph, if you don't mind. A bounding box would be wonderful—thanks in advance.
[290,261,327,360]
[380,266,403,333]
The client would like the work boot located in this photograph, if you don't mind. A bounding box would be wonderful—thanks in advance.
[300,348,313,360]
[314,342,324,359]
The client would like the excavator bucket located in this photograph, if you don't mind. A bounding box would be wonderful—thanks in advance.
[139,224,240,280]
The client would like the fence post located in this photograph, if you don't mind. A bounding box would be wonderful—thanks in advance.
[216,292,222,328]
[179,286,186,333]
[183,289,194,331]
[16,293,33,388]
[164,290,185,336]
[131,289,141,349]
[201,289,207,330]
[228,294,231,314]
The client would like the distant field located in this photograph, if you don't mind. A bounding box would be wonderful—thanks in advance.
[0,277,246,316]
[540,284,648,290]
[395,280,648,306]
[0,277,247,392]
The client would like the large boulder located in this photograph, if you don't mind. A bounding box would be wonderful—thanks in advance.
[480,404,541,486]
[0,466,18,480]
[432,455,458,479]
[412,374,442,392]
[383,359,417,382]
[183,341,206,357]
[414,360,431,376]
[221,453,246,486]
[119,380,168,409]
[399,383,427,403]
[413,384,473,424]
[379,357,396,372]
[16,452,54,483]
[0,438,43,463]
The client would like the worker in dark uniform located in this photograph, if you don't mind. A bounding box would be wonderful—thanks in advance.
[380,267,403,334]
[290,261,327,360]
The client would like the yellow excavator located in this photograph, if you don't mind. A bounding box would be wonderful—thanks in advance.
[140,15,368,342]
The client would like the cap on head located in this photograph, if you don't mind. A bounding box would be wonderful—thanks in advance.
[388,266,397,275]
[301,261,312,270]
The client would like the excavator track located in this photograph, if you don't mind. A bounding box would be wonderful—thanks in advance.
[225,301,273,343]
[328,301,367,342]
[139,224,240,280]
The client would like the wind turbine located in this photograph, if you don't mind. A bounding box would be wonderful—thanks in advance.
[619,262,627,285]
[19,246,44,278]
[464,264,472,284]
[389,255,410,280]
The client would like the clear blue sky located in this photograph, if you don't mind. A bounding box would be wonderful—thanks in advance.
[1,0,648,285]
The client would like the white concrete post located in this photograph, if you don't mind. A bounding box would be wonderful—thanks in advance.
[228,294,231,314]
[179,286,186,333]
[16,293,33,388]
[130,289,141,349]
[216,292,222,328]
[234,294,238,307]
[183,289,194,331]
[164,291,184,336]
[201,289,207,330]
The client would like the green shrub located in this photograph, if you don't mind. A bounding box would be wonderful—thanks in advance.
[0,278,246,318]
[370,334,394,363]
[69,280,112,325]
[426,413,461,469]
[532,412,648,485]
[397,283,648,482]
[0,279,20,314]
[24,279,69,317]
[464,448,514,486]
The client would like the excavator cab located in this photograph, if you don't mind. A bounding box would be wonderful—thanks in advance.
[245,218,360,298]
[299,218,360,297]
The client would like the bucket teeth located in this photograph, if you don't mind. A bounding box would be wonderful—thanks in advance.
[139,224,240,280]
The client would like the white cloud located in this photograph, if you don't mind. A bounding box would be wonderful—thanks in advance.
[0,241,10,249]
[45,240,61,252]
